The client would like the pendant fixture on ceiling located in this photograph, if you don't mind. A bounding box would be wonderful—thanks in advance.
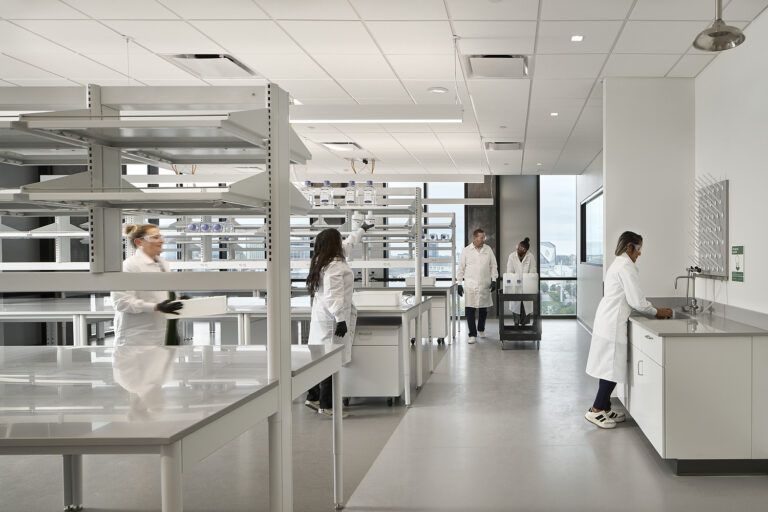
[693,0,745,52]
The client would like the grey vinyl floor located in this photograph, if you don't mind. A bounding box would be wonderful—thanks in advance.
[344,320,768,512]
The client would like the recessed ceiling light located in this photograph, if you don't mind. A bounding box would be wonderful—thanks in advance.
[427,86,449,94]
[550,112,559,117]
[571,35,584,42]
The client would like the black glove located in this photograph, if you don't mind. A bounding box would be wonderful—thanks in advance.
[157,299,183,315]
[361,222,374,232]
[334,321,348,338]
[457,284,464,297]
[490,281,497,292]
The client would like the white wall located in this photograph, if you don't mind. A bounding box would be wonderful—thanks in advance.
[695,10,768,314]
[577,153,603,330]
[499,175,538,274]
[603,78,694,297]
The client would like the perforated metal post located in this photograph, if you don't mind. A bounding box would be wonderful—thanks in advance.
[265,83,293,512]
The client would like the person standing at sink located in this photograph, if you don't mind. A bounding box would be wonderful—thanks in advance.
[585,231,673,429]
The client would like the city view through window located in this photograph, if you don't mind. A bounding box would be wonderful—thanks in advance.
[539,176,577,315]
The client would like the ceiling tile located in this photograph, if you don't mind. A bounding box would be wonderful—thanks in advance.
[457,37,535,55]
[403,80,469,104]
[724,0,768,21]
[454,21,536,54]
[202,78,268,86]
[366,21,455,54]
[446,0,539,20]
[88,45,197,80]
[102,21,225,53]
[602,53,679,77]
[531,78,595,100]
[629,0,715,20]
[350,0,448,20]
[280,21,380,54]
[14,20,129,54]
[0,19,65,53]
[0,0,87,19]
[313,54,396,80]
[2,78,79,86]
[387,54,457,80]
[537,21,623,54]
[0,54,66,81]
[666,54,716,77]
[256,0,358,19]
[541,0,634,20]
[337,80,411,101]
[159,0,268,19]
[64,0,179,19]
[273,79,352,102]
[238,54,329,80]
[532,54,606,79]
[190,21,302,54]
[525,117,577,139]
[468,79,530,124]
[614,21,708,53]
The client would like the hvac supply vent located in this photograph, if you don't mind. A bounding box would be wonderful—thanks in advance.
[484,141,522,151]
[163,54,257,79]
[468,55,528,78]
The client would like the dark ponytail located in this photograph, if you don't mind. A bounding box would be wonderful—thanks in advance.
[520,237,530,250]
[615,231,643,256]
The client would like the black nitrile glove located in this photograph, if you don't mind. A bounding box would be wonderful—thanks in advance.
[490,281,497,292]
[457,284,464,297]
[361,222,374,231]
[334,321,348,338]
[157,299,183,315]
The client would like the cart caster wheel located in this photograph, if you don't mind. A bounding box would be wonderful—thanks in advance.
[342,397,350,407]
[386,398,394,406]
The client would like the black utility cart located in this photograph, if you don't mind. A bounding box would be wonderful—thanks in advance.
[497,291,542,349]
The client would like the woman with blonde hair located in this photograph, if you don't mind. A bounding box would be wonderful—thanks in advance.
[111,223,183,346]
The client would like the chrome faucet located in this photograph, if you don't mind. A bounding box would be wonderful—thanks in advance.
[674,266,702,313]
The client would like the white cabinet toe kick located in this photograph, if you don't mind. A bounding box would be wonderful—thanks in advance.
[622,320,768,475]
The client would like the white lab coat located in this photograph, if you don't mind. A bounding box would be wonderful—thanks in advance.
[457,243,499,308]
[111,248,171,346]
[307,228,364,365]
[586,253,657,383]
[506,251,537,315]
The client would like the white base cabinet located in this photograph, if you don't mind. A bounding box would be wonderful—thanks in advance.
[341,325,403,399]
[622,322,760,460]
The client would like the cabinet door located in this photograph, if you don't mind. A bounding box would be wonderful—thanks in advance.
[629,343,665,457]
[753,337,768,458]
[665,337,751,459]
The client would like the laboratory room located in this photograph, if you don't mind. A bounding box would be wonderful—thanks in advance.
[1,1,768,511]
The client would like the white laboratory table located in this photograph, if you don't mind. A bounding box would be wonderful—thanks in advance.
[0,343,345,512]
[0,295,432,406]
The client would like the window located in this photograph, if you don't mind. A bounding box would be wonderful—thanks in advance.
[581,191,603,265]
[425,182,464,282]
[539,176,577,316]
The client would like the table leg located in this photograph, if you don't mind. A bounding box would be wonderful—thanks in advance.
[415,309,423,390]
[73,315,87,347]
[401,314,411,407]
[428,306,434,374]
[332,371,344,509]
[268,412,283,512]
[237,314,245,345]
[242,314,251,345]
[160,442,183,512]
[62,454,83,511]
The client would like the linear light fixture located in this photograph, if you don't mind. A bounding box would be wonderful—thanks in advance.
[290,105,463,124]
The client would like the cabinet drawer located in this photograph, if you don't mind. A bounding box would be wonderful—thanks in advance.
[631,321,663,366]
[354,325,400,346]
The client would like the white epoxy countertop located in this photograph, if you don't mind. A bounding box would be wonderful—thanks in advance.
[630,313,768,337]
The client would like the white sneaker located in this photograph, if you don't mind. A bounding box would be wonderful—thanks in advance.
[468,336,476,344]
[318,408,349,418]
[584,409,617,429]
[605,409,626,423]
[478,331,486,338]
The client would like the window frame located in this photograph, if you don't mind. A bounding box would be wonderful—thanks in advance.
[580,189,604,267]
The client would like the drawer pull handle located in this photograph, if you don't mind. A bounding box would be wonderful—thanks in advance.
[644,335,653,340]
[638,360,644,376]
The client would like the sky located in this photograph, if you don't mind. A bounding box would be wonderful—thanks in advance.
[539,175,577,256]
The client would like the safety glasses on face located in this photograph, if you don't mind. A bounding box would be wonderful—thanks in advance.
[141,234,163,241]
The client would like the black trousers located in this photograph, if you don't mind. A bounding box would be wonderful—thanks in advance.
[593,379,617,411]
[307,376,333,409]
[465,307,488,337]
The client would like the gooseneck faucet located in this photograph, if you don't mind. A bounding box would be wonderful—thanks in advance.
[674,266,702,313]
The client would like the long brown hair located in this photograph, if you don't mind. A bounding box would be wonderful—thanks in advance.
[124,223,158,248]
[306,228,345,298]
[615,231,643,256]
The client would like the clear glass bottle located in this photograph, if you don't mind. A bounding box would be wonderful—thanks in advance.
[302,180,315,205]
[363,180,376,206]
[320,180,334,206]
[345,180,357,205]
